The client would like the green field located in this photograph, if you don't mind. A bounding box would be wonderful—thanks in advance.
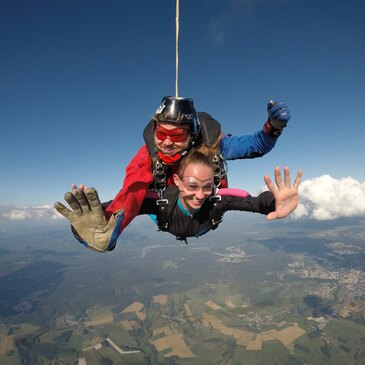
[1,218,365,364]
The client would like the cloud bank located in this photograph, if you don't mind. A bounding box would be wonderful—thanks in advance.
[293,175,365,220]
[2,205,62,221]
[2,175,365,222]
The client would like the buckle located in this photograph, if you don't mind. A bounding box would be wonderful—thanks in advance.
[212,218,223,226]
[156,199,169,206]
[209,195,221,203]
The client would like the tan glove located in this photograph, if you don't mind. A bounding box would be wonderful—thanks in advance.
[54,188,123,253]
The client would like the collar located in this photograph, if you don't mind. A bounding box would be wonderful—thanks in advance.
[177,197,201,217]
[177,197,191,217]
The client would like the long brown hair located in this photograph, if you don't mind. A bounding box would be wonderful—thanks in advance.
[195,133,222,157]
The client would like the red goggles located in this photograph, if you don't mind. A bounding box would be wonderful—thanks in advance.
[155,125,190,143]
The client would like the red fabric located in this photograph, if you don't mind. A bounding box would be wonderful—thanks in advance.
[105,145,154,231]
[157,151,183,165]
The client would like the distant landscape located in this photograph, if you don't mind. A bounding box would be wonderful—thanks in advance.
[0,214,364,364]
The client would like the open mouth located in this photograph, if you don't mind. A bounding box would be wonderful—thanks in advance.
[191,197,204,205]
[161,147,176,155]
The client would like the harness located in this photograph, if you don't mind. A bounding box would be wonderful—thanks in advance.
[158,186,225,243]
[143,112,227,233]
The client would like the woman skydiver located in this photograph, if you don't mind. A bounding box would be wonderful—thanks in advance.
[54,150,302,252]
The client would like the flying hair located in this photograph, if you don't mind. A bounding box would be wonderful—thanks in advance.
[196,134,222,157]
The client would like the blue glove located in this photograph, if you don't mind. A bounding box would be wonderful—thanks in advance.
[265,100,290,136]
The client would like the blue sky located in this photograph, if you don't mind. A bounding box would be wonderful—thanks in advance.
[1,0,364,214]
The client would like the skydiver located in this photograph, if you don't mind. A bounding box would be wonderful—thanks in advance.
[54,151,301,252]
[68,96,291,251]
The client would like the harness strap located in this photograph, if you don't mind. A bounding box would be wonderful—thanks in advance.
[153,158,170,231]
[212,153,227,188]
[156,198,169,230]
[208,195,224,230]
[153,159,167,196]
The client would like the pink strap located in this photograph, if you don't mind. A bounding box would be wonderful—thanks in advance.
[217,188,250,198]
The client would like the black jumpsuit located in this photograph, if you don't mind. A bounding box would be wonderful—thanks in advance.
[138,186,275,239]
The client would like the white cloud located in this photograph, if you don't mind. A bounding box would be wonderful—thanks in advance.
[292,175,365,220]
[2,205,63,221]
[2,175,365,222]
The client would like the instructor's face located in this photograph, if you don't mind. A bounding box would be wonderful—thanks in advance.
[154,122,191,156]
[173,163,214,213]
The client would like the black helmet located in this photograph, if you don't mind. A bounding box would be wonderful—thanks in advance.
[153,96,199,136]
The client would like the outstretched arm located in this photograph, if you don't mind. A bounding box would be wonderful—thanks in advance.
[219,100,291,160]
[264,166,302,220]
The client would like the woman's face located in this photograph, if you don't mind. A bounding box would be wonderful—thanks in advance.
[173,162,214,212]
[153,122,192,156]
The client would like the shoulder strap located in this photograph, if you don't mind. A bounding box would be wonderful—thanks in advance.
[143,119,169,196]
[156,197,169,231]
[143,119,157,155]
[156,187,178,232]
[212,153,228,189]
[208,195,224,230]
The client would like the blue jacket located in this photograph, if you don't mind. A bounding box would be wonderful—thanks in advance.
[220,130,277,160]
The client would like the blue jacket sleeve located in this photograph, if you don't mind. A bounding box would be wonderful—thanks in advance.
[219,129,278,160]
